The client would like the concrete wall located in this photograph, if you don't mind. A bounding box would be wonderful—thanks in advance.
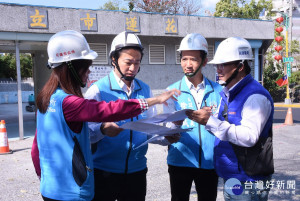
[86,35,217,90]
[0,82,34,103]
[136,36,216,90]
[0,4,274,40]
[0,3,275,96]
[0,91,34,103]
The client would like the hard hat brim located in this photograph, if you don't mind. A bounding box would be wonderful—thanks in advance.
[208,58,254,65]
[82,50,98,60]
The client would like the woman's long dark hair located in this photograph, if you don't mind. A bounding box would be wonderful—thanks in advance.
[36,59,92,113]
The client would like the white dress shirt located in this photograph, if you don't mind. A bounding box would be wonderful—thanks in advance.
[205,80,272,147]
[186,76,206,110]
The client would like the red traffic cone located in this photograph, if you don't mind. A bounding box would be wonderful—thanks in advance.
[0,120,13,154]
[284,107,293,126]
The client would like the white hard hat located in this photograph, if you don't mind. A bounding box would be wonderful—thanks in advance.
[109,31,143,57]
[208,37,253,64]
[177,33,208,54]
[47,30,98,68]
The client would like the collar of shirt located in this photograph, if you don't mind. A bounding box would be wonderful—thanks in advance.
[184,76,206,109]
[223,77,243,101]
[113,71,135,97]
[184,76,205,92]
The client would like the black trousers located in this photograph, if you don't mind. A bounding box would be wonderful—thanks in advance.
[42,196,59,201]
[92,168,147,201]
[168,165,219,201]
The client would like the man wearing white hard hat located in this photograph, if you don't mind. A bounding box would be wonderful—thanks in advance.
[85,31,179,201]
[186,37,274,201]
[164,33,223,201]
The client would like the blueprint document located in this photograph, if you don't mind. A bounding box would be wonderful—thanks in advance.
[120,109,192,149]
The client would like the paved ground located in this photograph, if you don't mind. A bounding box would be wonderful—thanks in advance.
[0,103,300,200]
[0,103,36,140]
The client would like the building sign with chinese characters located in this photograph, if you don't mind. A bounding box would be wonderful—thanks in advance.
[80,12,98,31]
[27,8,48,29]
[164,17,178,34]
[125,16,140,32]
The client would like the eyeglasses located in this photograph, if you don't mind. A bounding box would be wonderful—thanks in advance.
[213,62,236,70]
[213,64,225,70]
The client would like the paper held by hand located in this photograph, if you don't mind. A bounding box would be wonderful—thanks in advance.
[120,109,192,150]
[138,109,191,124]
[120,121,191,136]
[120,109,192,136]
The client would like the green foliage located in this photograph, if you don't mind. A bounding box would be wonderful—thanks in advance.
[264,23,300,101]
[291,40,300,54]
[273,24,300,56]
[129,1,134,11]
[0,53,16,78]
[100,0,127,11]
[214,0,273,19]
[0,53,32,79]
[20,54,33,77]
[290,71,300,86]
[263,58,285,101]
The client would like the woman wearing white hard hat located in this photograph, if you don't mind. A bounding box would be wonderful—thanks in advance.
[85,31,180,201]
[31,30,180,201]
[186,37,274,201]
[164,33,223,201]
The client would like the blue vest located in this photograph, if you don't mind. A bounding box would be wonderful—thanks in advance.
[37,89,94,201]
[92,71,151,173]
[167,76,223,169]
[214,74,274,181]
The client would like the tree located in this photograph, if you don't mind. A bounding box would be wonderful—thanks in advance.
[181,0,201,15]
[263,44,285,102]
[100,0,127,11]
[131,0,200,15]
[128,1,134,11]
[0,53,15,79]
[214,0,273,19]
[213,0,300,102]
[20,53,33,77]
[290,71,300,86]
[263,23,300,101]
[0,53,32,79]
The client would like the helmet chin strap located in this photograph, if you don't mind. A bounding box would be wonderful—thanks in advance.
[112,60,138,82]
[184,60,204,78]
[67,62,86,88]
[222,62,243,87]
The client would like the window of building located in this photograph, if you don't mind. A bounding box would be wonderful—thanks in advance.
[207,44,214,62]
[175,45,180,64]
[89,43,108,64]
[149,45,165,64]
